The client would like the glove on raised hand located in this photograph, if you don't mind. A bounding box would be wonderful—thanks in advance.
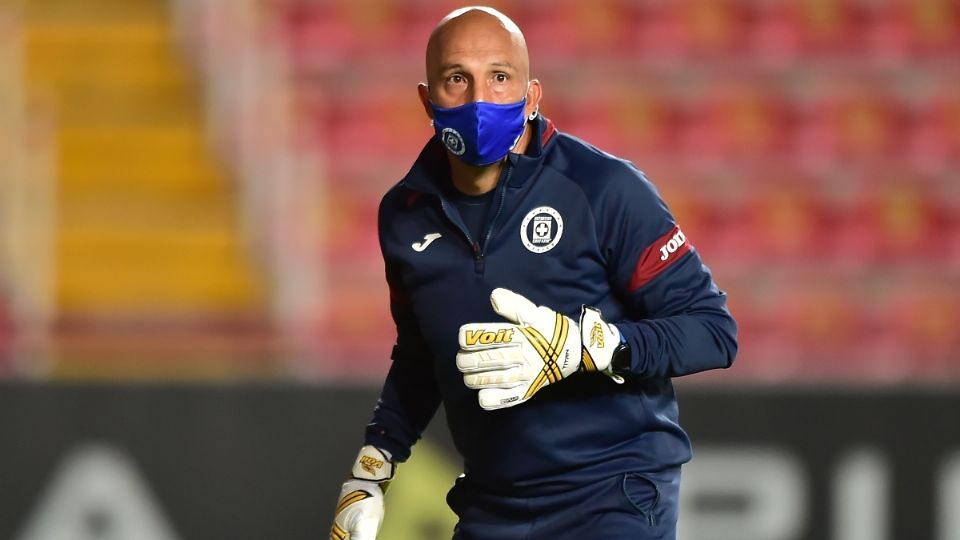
[330,445,394,540]
[457,288,625,411]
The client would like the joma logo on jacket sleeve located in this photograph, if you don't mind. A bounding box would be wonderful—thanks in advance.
[659,229,687,261]
[628,225,691,291]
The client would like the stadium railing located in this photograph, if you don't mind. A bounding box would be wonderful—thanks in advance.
[0,5,58,376]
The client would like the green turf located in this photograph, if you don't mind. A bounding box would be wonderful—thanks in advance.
[379,439,460,540]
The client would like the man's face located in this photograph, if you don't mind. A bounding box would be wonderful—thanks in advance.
[425,16,530,109]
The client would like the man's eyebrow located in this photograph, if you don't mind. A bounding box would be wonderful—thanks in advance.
[439,63,464,73]
[438,61,517,73]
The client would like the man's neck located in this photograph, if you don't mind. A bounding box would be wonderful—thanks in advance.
[447,122,533,196]
[449,160,504,195]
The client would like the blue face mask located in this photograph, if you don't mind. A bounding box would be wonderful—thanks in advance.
[430,98,528,166]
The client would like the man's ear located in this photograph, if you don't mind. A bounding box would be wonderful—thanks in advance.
[418,83,434,120]
[525,79,542,120]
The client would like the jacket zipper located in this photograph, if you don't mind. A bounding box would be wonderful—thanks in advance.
[437,162,513,274]
[440,163,513,274]
[480,166,511,257]
[439,198,477,255]
[474,165,512,273]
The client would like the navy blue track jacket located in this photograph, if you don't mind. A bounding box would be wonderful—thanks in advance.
[366,116,738,496]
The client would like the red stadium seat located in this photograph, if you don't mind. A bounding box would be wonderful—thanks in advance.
[689,0,751,57]
[743,1,802,63]
[795,0,858,55]
[906,0,960,56]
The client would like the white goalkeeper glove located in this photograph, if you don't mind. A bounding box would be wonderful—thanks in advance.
[457,288,627,411]
[330,445,394,540]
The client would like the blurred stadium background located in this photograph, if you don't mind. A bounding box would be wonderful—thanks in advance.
[0,0,958,539]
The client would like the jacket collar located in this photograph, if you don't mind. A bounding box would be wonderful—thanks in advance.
[401,115,557,195]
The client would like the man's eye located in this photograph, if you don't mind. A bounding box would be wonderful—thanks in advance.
[495,73,508,83]
[448,74,465,84]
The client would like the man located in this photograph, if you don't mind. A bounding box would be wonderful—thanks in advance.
[331,6,737,540]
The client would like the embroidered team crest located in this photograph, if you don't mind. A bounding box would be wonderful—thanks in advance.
[440,128,466,155]
[520,206,563,253]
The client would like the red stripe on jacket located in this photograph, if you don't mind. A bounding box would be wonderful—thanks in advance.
[628,226,690,291]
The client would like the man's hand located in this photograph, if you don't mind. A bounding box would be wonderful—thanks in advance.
[457,288,625,411]
[330,446,393,540]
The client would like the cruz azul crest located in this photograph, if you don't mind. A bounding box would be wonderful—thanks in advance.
[520,206,563,253]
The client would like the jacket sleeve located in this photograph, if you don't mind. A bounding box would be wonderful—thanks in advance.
[364,209,442,462]
[600,167,738,379]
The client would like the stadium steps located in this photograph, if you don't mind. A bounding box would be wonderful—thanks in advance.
[20,1,265,318]
[21,0,169,21]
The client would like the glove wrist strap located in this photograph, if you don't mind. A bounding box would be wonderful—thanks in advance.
[350,445,395,485]
[579,306,626,383]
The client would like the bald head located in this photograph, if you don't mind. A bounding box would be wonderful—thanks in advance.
[425,6,530,87]
[417,6,542,175]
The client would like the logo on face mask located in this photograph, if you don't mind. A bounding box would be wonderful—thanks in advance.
[441,128,466,156]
